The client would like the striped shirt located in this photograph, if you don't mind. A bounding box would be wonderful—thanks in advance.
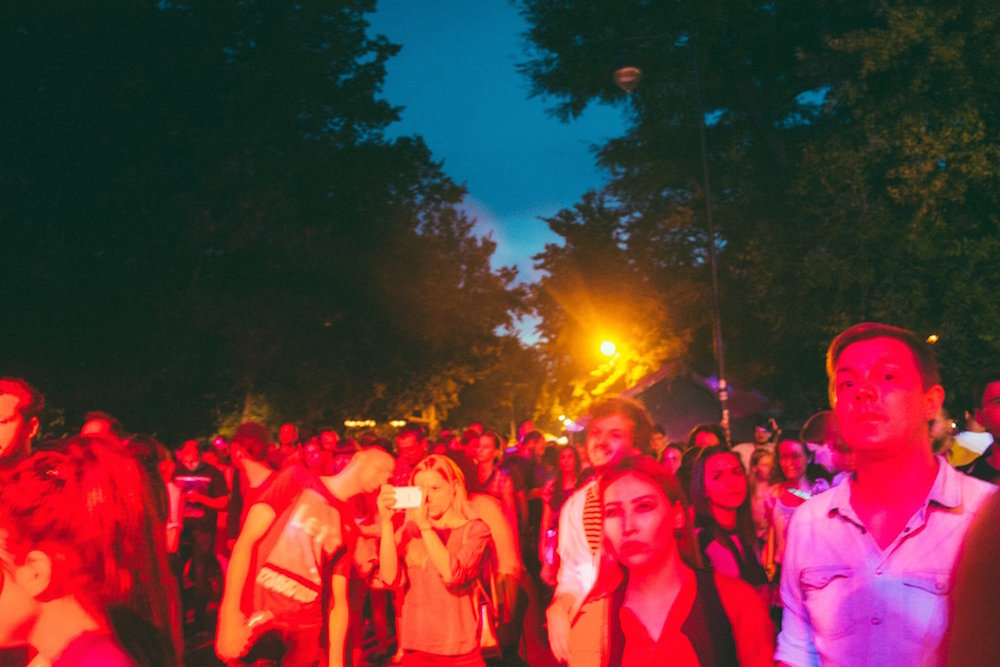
[583,482,602,554]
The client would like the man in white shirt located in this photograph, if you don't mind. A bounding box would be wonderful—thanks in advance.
[776,322,995,667]
[546,395,654,666]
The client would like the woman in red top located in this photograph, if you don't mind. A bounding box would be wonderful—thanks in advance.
[602,457,773,667]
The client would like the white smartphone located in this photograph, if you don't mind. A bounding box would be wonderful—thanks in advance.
[393,485,423,509]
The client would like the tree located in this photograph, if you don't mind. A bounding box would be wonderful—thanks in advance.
[2,1,522,440]
[518,0,1000,415]
[529,192,691,422]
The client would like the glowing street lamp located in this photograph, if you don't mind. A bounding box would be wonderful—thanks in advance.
[600,340,618,357]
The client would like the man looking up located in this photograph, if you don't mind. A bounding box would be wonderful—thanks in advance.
[0,377,43,465]
[776,323,995,667]
[957,368,1000,483]
[546,395,654,666]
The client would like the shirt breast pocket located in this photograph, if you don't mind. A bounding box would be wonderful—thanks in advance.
[800,565,855,639]
[902,570,950,641]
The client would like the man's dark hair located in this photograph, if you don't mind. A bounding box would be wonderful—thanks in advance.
[0,377,45,422]
[460,428,479,448]
[687,423,728,449]
[589,396,655,455]
[397,423,425,441]
[972,367,1000,409]
[826,322,941,403]
[83,410,126,437]
[519,429,545,449]
[232,422,271,461]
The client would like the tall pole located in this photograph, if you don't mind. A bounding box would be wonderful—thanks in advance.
[690,43,729,440]
[614,38,730,440]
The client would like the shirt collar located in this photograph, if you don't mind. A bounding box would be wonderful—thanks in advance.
[829,455,961,524]
[925,455,964,509]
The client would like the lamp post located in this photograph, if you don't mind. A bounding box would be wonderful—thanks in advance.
[614,50,730,438]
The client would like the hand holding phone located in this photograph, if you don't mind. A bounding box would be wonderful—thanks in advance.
[392,485,423,509]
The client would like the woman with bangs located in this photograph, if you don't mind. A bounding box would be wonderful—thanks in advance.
[0,437,181,667]
[601,456,773,667]
[376,454,492,667]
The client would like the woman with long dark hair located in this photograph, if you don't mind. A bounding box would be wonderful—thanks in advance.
[602,456,773,667]
[538,445,582,585]
[689,446,768,596]
[0,437,181,667]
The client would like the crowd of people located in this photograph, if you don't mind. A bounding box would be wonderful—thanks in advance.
[2,320,1000,666]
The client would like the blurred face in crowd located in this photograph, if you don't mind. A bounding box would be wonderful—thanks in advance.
[833,337,943,457]
[476,435,498,466]
[754,425,772,445]
[0,394,37,461]
[414,469,455,520]
[558,447,577,474]
[703,452,747,512]
[975,381,1000,439]
[304,442,323,470]
[178,440,200,470]
[663,447,682,475]
[752,452,774,483]
[603,473,684,570]
[777,440,807,484]
[278,423,299,447]
[650,432,666,455]
[320,430,340,451]
[397,432,425,467]
[587,413,634,471]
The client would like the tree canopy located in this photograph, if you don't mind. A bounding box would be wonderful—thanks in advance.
[519,0,1000,416]
[3,1,522,440]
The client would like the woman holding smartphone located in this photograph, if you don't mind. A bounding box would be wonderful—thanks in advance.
[376,454,492,667]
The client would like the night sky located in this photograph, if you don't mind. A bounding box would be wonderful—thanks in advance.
[368,1,626,283]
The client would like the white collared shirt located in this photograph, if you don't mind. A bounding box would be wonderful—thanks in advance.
[776,457,996,667]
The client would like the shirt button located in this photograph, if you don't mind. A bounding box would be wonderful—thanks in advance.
[872,617,881,625]
[875,568,883,575]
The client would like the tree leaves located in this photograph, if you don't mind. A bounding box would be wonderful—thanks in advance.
[519,0,1000,415]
